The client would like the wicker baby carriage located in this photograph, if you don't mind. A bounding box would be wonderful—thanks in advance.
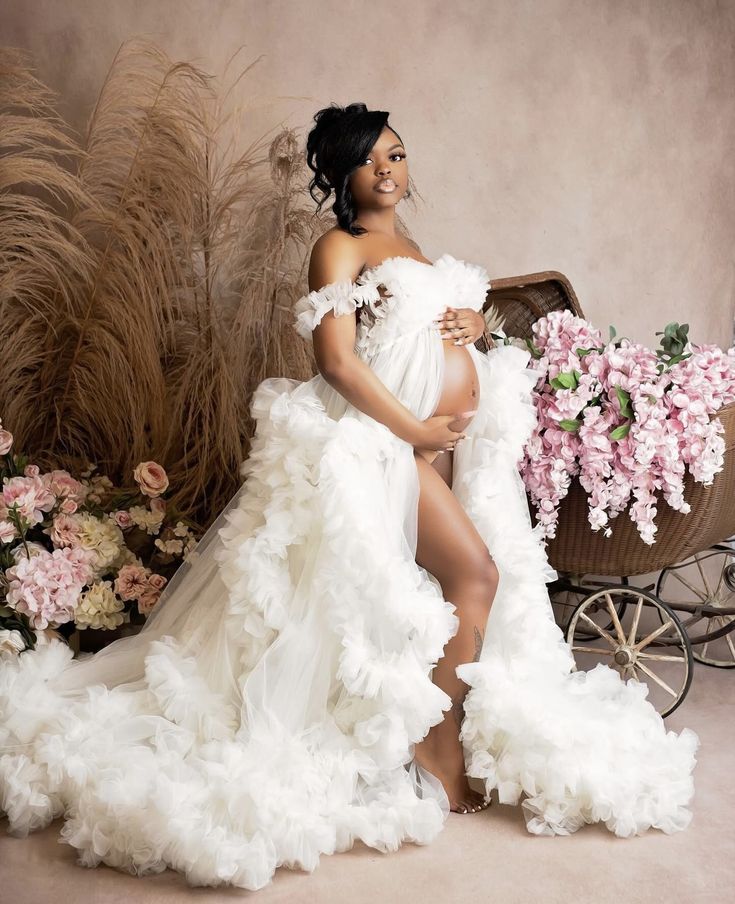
[482,271,735,715]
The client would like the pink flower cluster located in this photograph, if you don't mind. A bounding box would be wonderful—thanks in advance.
[521,310,735,544]
[1,425,184,647]
[114,563,168,615]
[5,546,96,629]
[0,469,86,542]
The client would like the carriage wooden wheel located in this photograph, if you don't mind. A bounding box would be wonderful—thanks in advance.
[655,543,735,668]
[550,577,628,638]
[565,585,694,717]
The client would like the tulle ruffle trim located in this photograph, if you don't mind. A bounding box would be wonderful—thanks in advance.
[454,345,700,838]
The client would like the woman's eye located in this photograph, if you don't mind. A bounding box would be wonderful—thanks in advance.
[362,153,406,165]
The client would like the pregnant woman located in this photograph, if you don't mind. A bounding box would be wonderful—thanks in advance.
[0,102,699,892]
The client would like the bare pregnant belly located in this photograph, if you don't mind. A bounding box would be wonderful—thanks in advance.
[416,340,480,464]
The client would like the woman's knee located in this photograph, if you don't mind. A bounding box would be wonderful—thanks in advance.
[447,549,499,612]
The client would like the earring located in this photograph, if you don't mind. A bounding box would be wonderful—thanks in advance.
[404,187,412,199]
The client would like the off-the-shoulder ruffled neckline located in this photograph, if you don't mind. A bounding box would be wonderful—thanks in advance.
[303,252,475,298]
[357,254,435,281]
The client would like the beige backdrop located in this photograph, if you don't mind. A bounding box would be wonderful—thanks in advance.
[3,0,734,347]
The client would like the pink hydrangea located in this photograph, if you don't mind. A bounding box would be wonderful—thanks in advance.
[5,546,96,629]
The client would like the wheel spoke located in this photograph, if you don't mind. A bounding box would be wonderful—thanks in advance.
[726,633,735,663]
[571,646,614,655]
[636,651,687,662]
[578,611,618,646]
[695,554,713,599]
[635,661,679,698]
[627,597,643,646]
[668,568,708,602]
[605,593,627,644]
[715,561,727,598]
[633,619,674,651]
[678,613,706,631]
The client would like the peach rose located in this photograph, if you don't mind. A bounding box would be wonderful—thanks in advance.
[147,572,168,592]
[137,587,161,615]
[149,496,167,515]
[133,461,169,498]
[0,427,13,456]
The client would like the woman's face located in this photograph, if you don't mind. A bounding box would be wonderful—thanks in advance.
[348,126,408,210]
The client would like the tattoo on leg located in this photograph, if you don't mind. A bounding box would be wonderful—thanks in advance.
[473,625,484,662]
[451,691,466,730]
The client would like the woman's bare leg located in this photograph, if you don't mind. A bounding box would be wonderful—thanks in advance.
[411,450,499,813]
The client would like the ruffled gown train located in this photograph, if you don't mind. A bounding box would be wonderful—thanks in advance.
[0,254,699,891]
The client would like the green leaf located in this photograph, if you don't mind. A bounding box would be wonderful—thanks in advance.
[559,418,582,432]
[613,385,633,417]
[550,370,577,390]
[576,347,594,357]
[525,337,543,359]
[610,422,631,441]
[609,324,617,340]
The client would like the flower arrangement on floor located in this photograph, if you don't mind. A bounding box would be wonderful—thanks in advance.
[0,419,202,656]
[507,311,735,545]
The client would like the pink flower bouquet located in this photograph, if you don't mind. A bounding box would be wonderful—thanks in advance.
[0,422,202,655]
[519,313,735,545]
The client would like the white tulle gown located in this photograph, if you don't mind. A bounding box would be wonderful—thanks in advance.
[0,253,699,891]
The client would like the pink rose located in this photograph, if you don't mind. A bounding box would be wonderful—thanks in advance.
[133,461,169,498]
[137,587,161,615]
[23,464,40,477]
[0,428,13,456]
[59,497,79,514]
[147,572,168,591]
[46,513,82,547]
[112,510,134,530]
[42,470,84,499]
[149,496,167,515]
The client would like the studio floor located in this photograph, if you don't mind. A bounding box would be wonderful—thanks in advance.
[2,659,732,904]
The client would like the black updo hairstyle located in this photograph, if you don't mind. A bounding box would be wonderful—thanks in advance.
[306,102,406,236]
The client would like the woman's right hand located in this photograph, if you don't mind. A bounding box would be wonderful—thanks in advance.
[413,410,477,451]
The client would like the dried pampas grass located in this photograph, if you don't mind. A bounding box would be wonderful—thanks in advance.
[0,40,420,527]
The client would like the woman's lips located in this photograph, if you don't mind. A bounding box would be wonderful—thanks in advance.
[375,180,396,192]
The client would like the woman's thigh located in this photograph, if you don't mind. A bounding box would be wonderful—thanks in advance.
[430,449,453,488]
[413,450,496,589]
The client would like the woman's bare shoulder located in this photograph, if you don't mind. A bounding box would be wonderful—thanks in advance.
[308,230,365,292]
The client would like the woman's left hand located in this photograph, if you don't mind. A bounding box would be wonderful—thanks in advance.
[433,307,486,345]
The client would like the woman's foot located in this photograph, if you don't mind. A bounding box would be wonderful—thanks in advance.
[413,737,491,814]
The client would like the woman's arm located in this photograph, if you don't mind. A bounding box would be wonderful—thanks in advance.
[309,233,426,447]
